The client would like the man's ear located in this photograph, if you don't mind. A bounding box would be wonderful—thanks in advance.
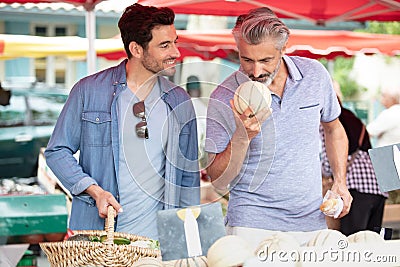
[281,41,287,56]
[129,41,143,58]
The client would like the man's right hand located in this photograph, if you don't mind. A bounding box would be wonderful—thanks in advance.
[230,99,270,141]
[86,184,123,218]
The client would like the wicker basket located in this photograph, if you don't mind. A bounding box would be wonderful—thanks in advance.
[40,206,161,267]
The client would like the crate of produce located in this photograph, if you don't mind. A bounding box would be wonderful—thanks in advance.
[16,250,37,267]
[0,193,68,239]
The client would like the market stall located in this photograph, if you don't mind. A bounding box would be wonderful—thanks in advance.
[0,180,68,266]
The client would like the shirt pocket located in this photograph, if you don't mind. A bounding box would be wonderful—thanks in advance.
[296,103,321,131]
[299,103,320,110]
[82,111,112,147]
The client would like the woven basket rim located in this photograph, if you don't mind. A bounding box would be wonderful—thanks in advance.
[39,240,160,254]
[75,229,152,240]
[40,230,160,254]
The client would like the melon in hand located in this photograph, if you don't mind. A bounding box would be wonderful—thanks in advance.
[233,81,272,116]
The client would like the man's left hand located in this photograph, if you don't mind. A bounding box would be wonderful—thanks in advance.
[331,182,353,218]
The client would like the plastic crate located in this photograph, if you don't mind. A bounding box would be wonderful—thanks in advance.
[16,250,37,267]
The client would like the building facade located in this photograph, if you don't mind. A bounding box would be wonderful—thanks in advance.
[0,2,188,90]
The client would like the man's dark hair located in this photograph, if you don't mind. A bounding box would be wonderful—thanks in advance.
[118,3,175,59]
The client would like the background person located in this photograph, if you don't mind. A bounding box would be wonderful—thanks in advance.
[45,3,200,240]
[321,80,388,235]
[205,7,352,246]
[367,86,400,147]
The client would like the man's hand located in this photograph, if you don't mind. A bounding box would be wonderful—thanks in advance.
[86,185,123,218]
[331,182,352,218]
[229,99,271,141]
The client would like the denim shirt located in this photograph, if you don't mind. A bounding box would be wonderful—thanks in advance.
[45,59,200,230]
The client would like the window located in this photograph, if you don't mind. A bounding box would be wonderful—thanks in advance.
[55,27,67,37]
[32,25,72,87]
[35,26,47,37]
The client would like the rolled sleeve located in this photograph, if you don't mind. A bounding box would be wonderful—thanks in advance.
[70,177,98,196]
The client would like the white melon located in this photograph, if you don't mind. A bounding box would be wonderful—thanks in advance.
[132,257,163,267]
[347,230,385,244]
[306,229,347,248]
[233,81,272,115]
[255,232,300,255]
[207,235,253,267]
[163,256,208,267]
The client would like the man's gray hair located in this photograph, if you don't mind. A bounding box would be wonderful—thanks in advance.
[382,86,400,103]
[232,7,290,50]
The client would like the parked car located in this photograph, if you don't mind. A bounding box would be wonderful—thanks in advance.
[0,89,68,178]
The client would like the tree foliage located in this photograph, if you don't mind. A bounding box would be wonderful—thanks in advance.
[320,22,400,99]
[319,57,366,99]
[334,57,365,99]
[358,21,400,35]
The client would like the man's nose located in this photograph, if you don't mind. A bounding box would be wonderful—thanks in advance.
[171,43,181,58]
[252,62,264,78]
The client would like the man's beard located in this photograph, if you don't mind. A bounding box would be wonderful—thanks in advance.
[142,51,177,77]
[142,59,176,77]
[250,58,281,86]
[159,65,177,77]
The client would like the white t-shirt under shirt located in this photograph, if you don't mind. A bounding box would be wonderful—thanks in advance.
[116,82,168,240]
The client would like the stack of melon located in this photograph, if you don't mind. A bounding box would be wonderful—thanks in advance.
[159,229,394,267]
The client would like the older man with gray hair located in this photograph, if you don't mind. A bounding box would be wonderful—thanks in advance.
[205,6,352,247]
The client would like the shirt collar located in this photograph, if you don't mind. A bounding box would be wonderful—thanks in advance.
[283,55,303,81]
[112,58,128,86]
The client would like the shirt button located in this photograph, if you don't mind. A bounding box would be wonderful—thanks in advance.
[96,117,99,122]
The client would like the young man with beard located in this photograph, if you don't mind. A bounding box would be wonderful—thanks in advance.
[205,7,352,246]
[45,4,200,240]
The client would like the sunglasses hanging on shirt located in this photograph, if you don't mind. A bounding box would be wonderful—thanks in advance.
[133,100,149,139]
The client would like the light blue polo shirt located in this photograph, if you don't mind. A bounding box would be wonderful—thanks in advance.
[205,55,340,232]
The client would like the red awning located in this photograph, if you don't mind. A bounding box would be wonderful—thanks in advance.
[0,39,5,54]
[2,30,398,61]
[138,0,400,25]
[97,29,400,61]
